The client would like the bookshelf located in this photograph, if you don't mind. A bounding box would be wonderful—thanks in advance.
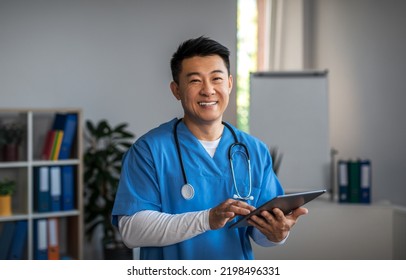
[0,108,83,260]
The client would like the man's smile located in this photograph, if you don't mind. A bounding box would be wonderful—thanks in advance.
[198,101,218,106]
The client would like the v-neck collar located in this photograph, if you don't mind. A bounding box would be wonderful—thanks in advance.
[176,120,234,177]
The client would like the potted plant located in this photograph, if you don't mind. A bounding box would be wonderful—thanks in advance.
[0,178,15,216]
[83,119,135,259]
[0,122,25,161]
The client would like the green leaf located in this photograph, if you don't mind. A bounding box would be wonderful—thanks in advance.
[83,118,136,246]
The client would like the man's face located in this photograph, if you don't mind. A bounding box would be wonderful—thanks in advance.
[170,55,233,126]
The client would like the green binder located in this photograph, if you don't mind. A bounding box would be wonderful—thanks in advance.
[348,160,361,203]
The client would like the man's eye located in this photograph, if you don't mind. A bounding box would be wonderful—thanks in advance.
[190,79,201,83]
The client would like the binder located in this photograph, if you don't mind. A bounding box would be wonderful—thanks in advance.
[0,222,16,259]
[58,113,78,159]
[52,113,67,130]
[360,160,371,203]
[47,218,60,260]
[34,219,48,260]
[338,160,349,203]
[61,165,75,210]
[34,166,50,212]
[49,166,62,211]
[348,160,361,203]
[8,220,28,260]
[51,130,64,160]
[41,130,57,160]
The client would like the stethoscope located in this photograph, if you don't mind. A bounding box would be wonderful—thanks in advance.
[174,118,253,201]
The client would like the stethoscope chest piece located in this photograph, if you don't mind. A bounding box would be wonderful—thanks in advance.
[181,183,195,200]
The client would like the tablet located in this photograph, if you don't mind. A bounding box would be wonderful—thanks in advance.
[228,189,326,229]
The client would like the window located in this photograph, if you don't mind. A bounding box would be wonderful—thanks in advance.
[236,0,258,132]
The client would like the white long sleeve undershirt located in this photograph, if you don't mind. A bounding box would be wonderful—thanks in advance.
[118,210,211,248]
[118,210,286,248]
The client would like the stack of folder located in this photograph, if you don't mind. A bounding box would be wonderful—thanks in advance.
[34,165,75,213]
[338,159,371,203]
[41,113,78,160]
[34,218,60,260]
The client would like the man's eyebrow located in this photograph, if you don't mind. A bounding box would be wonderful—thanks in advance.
[186,72,200,78]
[186,69,225,77]
[211,69,225,74]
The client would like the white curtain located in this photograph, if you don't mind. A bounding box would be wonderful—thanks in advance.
[257,0,306,71]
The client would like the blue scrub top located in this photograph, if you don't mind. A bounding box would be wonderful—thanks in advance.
[112,118,284,260]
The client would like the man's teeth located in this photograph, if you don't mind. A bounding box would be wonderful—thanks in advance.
[199,101,217,106]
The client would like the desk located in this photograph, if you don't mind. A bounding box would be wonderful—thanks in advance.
[253,198,406,260]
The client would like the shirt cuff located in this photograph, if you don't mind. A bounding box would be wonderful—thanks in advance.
[252,227,290,247]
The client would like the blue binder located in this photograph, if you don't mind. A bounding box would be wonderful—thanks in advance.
[34,219,48,260]
[61,165,75,210]
[8,220,28,259]
[52,113,67,130]
[360,160,371,203]
[49,166,62,211]
[0,222,16,259]
[34,166,50,212]
[53,113,78,160]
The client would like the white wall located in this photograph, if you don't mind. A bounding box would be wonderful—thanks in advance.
[0,0,237,137]
[310,0,406,207]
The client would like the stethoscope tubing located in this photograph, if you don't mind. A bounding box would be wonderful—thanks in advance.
[174,118,253,201]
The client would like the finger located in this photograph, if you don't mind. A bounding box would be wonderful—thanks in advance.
[271,208,285,220]
[229,201,253,215]
[248,214,268,228]
[222,211,235,219]
[292,207,309,218]
[224,201,236,213]
[217,204,235,217]
[234,200,256,211]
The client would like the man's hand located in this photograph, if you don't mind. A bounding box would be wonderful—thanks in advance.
[209,199,255,230]
[248,207,308,242]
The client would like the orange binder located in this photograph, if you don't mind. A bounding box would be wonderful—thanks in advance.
[47,218,60,260]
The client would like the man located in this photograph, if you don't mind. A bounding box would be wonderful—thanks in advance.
[112,36,308,259]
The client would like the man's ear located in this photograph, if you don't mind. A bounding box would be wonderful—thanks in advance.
[170,81,181,100]
[228,75,233,94]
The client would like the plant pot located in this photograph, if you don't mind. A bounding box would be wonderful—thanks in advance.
[2,144,19,162]
[0,195,12,216]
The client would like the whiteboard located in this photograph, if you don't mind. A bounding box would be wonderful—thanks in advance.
[249,71,330,192]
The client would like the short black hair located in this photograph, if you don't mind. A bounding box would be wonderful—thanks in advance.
[170,36,230,84]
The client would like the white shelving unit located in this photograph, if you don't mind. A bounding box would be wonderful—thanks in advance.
[0,108,83,260]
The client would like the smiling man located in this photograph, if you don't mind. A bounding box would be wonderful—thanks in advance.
[111,36,308,260]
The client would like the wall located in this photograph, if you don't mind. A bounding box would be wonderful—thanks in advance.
[0,0,237,137]
[309,0,406,207]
